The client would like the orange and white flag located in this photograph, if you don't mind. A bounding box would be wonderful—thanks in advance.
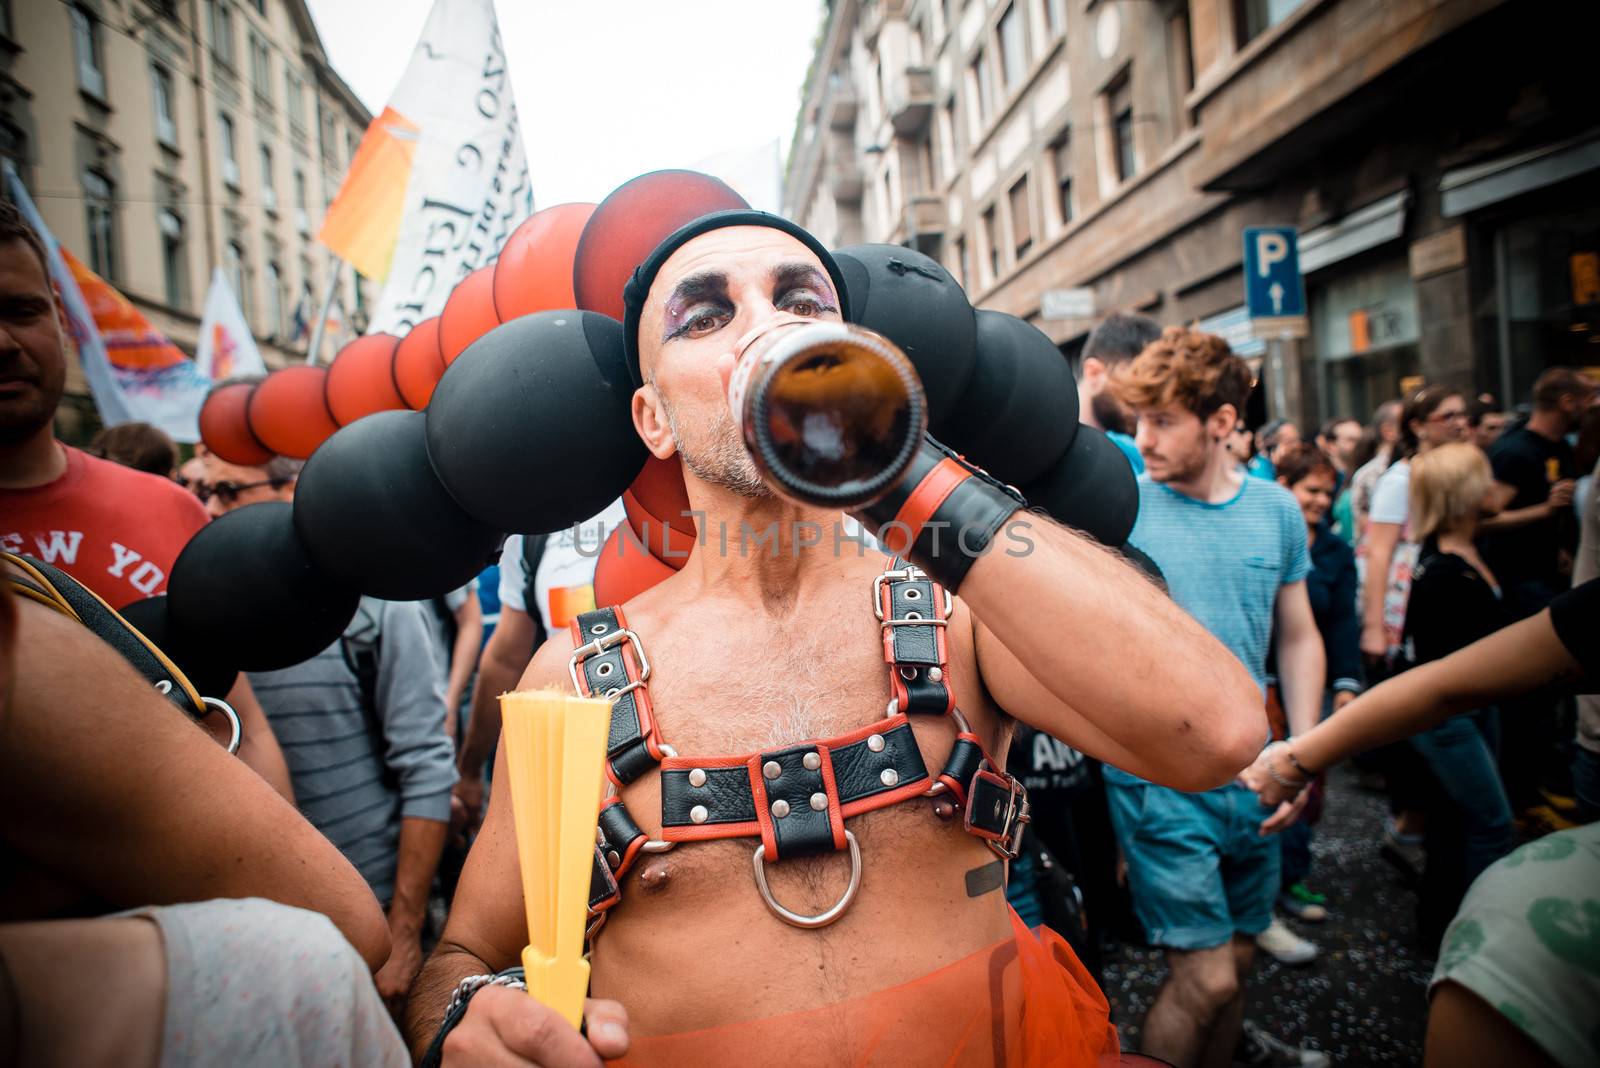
[320,0,532,334]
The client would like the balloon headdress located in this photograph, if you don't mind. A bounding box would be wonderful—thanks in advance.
[157,169,1137,691]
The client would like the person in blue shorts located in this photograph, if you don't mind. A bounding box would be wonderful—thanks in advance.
[1109,326,1330,1068]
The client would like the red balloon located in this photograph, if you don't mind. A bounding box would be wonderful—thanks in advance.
[493,203,596,322]
[574,171,748,321]
[247,366,340,459]
[325,333,405,426]
[623,455,695,570]
[393,317,445,410]
[593,524,677,606]
[439,267,501,365]
[199,381,273,465]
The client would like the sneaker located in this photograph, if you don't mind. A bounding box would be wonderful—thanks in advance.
[1380,828,1424,885]
[1235,1019,1332,1066]
[1278,882,1328,922]
[1256,918,1318,965]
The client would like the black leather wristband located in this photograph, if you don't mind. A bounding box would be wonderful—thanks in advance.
[854,436,1027,591]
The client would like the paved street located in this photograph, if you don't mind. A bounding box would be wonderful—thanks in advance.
[1101,767,1437,1064]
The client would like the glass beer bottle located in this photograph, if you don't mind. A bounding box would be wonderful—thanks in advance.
[728,321,928,508]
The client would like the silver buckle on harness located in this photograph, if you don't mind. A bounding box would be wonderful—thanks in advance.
[985,776,1031,861]
[568,627,652,695]
[752,829,863,929]
[872,568,954,622]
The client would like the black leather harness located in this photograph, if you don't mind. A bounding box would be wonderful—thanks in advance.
[574,559,1029,934]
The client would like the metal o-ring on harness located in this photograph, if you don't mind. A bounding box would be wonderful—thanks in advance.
[752,829,862,929]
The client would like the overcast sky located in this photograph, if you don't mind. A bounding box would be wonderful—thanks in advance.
[303,0,823,212]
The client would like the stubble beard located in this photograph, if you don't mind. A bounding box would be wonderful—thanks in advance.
[656,387,773,500]
[1091,390,1133,436]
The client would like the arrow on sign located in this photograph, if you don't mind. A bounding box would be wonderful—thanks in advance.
[1269,282,1284,314]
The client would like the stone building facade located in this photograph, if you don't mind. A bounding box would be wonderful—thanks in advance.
[0,0,374,429]
[785,0,1600,425]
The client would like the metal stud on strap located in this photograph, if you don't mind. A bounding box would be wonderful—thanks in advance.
[752,830,862,929]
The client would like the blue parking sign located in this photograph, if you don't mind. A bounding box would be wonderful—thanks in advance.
[1243,227,1305,320]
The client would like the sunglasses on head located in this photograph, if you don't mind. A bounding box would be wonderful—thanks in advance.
[193,478,287,505]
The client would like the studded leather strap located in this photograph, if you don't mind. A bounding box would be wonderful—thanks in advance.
[877,560,954,716]
[658,716,930,861]
[569,607,668,785]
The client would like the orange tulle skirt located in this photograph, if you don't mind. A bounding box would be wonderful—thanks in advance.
[610,909,1153,1066]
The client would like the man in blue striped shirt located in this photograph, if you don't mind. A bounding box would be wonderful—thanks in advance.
[1108,327,1328,1068]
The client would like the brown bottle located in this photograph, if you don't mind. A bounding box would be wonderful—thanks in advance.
[728,321,928,508]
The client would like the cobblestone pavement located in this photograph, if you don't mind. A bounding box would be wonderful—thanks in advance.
[1101,767,1436,1065]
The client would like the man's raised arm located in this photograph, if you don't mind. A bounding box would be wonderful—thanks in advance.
[964,515,1264,791]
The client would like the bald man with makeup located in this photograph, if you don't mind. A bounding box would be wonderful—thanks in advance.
[408,212,1264,1067]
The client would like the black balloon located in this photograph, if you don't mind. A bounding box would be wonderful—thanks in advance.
[1020,425,1139,548]
[294,410,504,601]
[426,311,647,533]
[834,244,976,432]
[938,310,1080,486]
[118,594,240,699]
[167,502,359,672]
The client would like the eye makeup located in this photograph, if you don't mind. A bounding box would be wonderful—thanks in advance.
[661,270,731,342]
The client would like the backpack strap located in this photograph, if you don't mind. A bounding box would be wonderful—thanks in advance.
[340,600,397,788]
[3,552,239,751]
[520,532,552,647]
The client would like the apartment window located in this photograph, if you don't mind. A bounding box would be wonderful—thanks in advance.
[1044,0,1066,38]
[159,209,187,309]
[997,4,1028,93]
[82,170,116,279]
[210,1,235,67]
[249,34,272,104]
[286,69,305,130]
[970,50,995,127]
[259,145,276,212]
[151,65,179,149]
[265,261,284,338]
[294,168,309,234]
[319,107,338,166]
[71,6,106,100]
[250,0,265,13]
[1052,131,1074,225]
[218,112,240,187]
[0,0,12,38]
[954,236,970,292]
[936,101,957,184]
[225,240,249,319]
[1107,74,1136,182]
[1236,0,1304,45]
[981,206,1000,282]
[346,127,359,166]
[1170,3,1195,98]
[1009,175,1033,260]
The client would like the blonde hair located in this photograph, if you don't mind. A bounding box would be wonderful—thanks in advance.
[1409,442,1492,540]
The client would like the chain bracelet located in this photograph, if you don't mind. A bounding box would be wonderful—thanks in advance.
[446,970,527,1016]
[1262,742,1309,792]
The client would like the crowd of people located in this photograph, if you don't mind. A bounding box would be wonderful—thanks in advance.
[3,192,1598,1068]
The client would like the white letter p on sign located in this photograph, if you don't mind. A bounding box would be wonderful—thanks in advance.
[1257,233,1288,278]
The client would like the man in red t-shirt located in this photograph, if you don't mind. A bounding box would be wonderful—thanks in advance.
[0,206,207,609]
[0,201,296,801]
